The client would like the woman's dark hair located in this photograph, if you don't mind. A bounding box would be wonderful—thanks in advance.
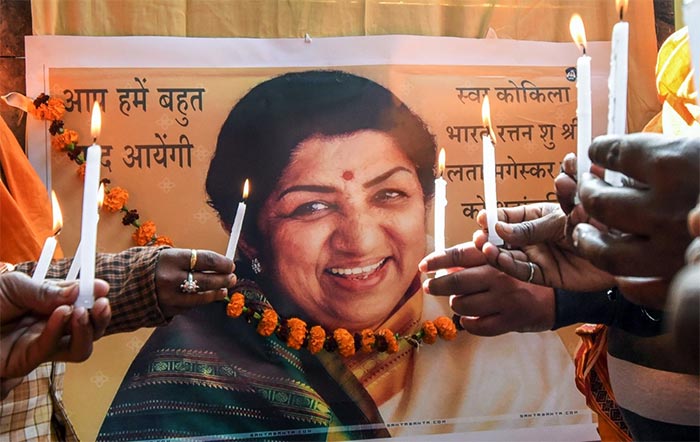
[206,70,436,254]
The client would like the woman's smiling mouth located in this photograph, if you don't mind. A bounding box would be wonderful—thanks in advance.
[327,258,387,280]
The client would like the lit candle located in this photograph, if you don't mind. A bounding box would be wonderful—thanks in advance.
[605,0,629,186]
[225,179,249,259]
[570,14,592,183]
[66,183,104,281]
[481,96,503,246]
[434,148,448,277]
[685,0,700,99]
[77,101,102,308]
[32,191,62,281]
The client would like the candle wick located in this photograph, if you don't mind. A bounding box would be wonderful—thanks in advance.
[619,7,623,21]
[582,47,587,56]
[93,137,97,143]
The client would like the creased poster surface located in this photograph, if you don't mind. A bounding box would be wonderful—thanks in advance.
[25,36,609,441]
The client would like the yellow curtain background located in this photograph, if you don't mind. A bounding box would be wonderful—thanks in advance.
[31,0,660,132]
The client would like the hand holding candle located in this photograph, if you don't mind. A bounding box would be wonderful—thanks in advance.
[225,179,249,260]
[434,149,448,277]
[570,14,592,184]
[77,101,102,308]
[481,96,503,246]
[32,191,62,281]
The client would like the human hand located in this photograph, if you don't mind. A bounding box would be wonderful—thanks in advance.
[0,272,110,398]
[475,204,615,292]
[155,248,237,318]
[419,242,556,336]
[573,133,700,279]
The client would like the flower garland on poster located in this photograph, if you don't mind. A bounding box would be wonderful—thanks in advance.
[27,93,173,247]
[225,292,460,357]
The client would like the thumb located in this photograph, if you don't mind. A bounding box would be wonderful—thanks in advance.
[495,211,563,246]
[0,273,79,321]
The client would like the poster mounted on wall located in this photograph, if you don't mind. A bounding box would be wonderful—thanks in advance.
[25,35,610,441]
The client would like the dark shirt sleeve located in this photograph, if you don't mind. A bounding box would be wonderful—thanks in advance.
[552,287,664,337]
[15,246,170,334]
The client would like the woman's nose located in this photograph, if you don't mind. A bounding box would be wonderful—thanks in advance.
[330,209,382,254]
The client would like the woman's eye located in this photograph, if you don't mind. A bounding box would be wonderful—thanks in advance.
[373,189,407,203]
[288,201,332,218]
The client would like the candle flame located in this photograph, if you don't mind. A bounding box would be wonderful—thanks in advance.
[481,95,497,142]
[242,179,250,200]
[50,190,63,234]
[90,101,102,140]
[569,14,588,54]
[438,148,445,177]
[97,183,105,210]
[615,0,627,21]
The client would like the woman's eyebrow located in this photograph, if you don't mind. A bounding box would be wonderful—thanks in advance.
[363,166,412,188]
[277,184,335,201]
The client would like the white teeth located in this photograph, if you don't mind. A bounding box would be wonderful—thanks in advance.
[329,259,385,277]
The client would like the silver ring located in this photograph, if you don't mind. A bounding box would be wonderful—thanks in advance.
[526,261,535,284]
[179,272,200,294]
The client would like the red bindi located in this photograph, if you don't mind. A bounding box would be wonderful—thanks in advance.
[342,170,354,181]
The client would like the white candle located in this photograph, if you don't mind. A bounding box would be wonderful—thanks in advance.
[434,148,448,277]
[32,191,62,281]
[77,102,102,308]
[66,241,81,280]
[605,0,629,186]
[225,179,249,260]
[570,14,592,183]
[66,183,104,281]
[685,0,700,100]
[481,96,503,246]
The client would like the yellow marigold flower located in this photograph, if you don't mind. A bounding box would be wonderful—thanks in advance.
[132,220,157,246]
[359,329,375,353]
[226,292,246,318]
[307,325,326,354]
[333,328,355,357]
[103,187,129,212]
[256,308,278,337]
[77,163,86,180]
[379,328,399,354]
[153,235,174,246]
[422,320,438,344]
[286,317,307,350]
[434,316,457,341]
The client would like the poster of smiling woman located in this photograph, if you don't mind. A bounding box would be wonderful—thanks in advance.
[24,35,614,441]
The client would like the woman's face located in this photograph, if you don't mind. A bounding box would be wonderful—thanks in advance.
[256,130,427,331]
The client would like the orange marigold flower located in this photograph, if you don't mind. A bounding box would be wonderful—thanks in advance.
[333,328,355,357]
[31,97,65,121]
[379,328,399,354]
[51,129,78,152]
[307,325,326,354]
[434,316,457,341]
[359,329,375,353]
[226,292,246,318]
[103,187,129,212]
[132,220,157,246]
[256,308,278,337]
[153,235,174,247]
[77,163,87,180]
[286,317,307,350]
[422,320,438,344]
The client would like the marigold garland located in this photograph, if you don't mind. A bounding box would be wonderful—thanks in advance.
[25,93,173,247]
[225,292,461,357]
